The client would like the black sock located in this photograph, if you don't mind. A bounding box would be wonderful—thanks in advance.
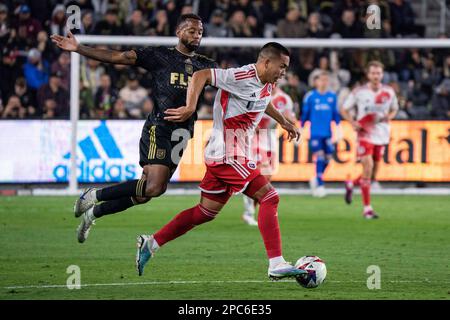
[96,178,147,201]
[93,197,135,218]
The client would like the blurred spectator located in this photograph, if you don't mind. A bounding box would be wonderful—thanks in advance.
[306,12,328,38]
[94,74,118,118]
[333,9,363,38]
[390,81,411,119]
[1,95,26,119]
[149,9,170,36]
[14,77,37,118]
[79,80,95,119]
[0,3,11,47]
[48,4,67,37]
[206,9,230,37]
[119,73,150,119]
[389,0,417,37]
[37,70,69,118]
[13,4,42,40]
[197,87,217,119]
[37,30,59,62]
[111,98,131,119]
[73,10,95,35]
[261,0,288,38]
[413,54,442,99]
[51,51,70,90]
[228,10,254,37]
[276,3,307,38]
[93,9,123,35]
[126,9,149,36]
[23,48,50,90]
[431,79,450,120]
[80,57,105,95]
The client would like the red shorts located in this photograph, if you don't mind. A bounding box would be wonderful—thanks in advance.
[357,140,386,161]
[199,159,262,199]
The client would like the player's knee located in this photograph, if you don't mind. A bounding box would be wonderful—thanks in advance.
[145,183,167,197]
[258,189,279,206]
[132,196,151,205]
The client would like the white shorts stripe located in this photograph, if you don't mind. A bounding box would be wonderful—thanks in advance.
[229,162,248,179]
[232,160,250,176]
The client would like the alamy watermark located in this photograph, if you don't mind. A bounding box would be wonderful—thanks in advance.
[66,265,81,289]
[366,265,381,289]
[366,4,381,30]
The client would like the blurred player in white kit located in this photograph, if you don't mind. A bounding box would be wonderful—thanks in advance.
[340,61,398,219]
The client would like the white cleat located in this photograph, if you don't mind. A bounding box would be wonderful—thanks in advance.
[371,181,382,190]
[309,176,318,196]
[74,188,98,217]
[268,262,308,281]
[77,208,95,243]
[314,186,327,198]
[242,213,258,226]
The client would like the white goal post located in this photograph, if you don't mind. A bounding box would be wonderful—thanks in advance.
[68,36,450,194]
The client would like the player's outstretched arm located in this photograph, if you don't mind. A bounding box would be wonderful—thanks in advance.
[265,102,301,142]
[164,69,212,122]
[50,30,137,65]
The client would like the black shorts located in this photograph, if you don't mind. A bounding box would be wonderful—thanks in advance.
[139,119,192,177]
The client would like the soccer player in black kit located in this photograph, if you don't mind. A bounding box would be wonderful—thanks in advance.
[51,14,216,243]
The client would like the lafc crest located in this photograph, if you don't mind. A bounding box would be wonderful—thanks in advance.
[156,149,166,159]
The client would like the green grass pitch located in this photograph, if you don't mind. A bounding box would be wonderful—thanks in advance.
[0,194,449,300]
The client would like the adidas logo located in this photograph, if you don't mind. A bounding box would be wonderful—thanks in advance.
[250,92,256,98]
[53,121,136,182]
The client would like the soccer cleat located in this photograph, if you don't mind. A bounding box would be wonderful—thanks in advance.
[242,213,258,226]
[363,210,379,219]
[309,176,318,196]
[136,235,155,276]
[344,180,353,204]
[268,262,308,281]
[314,186,327,198]
[371,181,382,190]
[74,188,98,218]
[76,209,95,243]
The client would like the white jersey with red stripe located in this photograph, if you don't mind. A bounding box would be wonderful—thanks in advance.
[207,64,274,163]
[342,83,398,145]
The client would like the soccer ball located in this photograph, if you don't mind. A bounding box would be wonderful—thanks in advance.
[294,256,327,288]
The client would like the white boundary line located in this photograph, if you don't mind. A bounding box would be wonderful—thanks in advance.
[27,187,450,196]
[4,279,446,290]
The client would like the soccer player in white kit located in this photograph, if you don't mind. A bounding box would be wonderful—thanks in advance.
[340,61,398,219]
[136,43,307,281]
[242,85,296,226]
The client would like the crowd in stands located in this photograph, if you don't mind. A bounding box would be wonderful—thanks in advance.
[0,0,449,120]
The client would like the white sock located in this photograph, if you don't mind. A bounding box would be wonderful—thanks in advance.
[90,189,98,202]
[150,236,160,252]
[364,205,373,213]
[243,195,255,215]
[86,207,96,221]
[269,256,286,269]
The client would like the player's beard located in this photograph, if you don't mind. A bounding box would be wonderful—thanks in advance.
[182,38,199,52]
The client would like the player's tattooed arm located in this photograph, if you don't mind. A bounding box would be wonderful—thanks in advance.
[165,69,212,122]
[51,30,137,65]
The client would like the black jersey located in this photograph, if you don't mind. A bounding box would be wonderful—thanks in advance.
[134,46,216,133]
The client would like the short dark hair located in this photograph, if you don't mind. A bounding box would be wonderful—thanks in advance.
[176,13,202,27]
[258,42,290,60]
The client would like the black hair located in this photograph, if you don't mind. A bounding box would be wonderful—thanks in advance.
[176,13,202,27]
[258,42,290,60]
